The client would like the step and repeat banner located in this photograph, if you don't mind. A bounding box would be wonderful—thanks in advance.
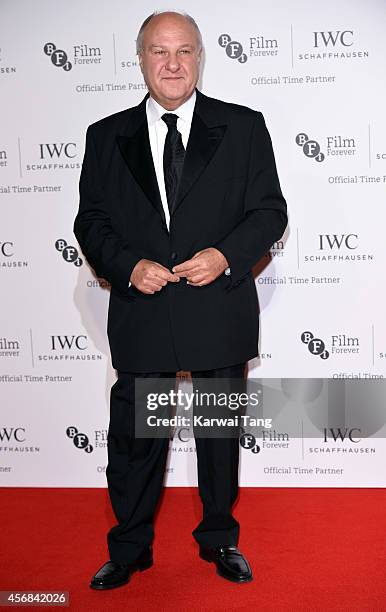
[1,0,385,487]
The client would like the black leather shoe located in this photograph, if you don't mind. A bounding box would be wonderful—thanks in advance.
[199,545,253,583]
[90,546,153,590]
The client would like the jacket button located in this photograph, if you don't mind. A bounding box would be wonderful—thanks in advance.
[171,252,177,261]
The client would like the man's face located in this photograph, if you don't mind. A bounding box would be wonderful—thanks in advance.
[138,13,201,110]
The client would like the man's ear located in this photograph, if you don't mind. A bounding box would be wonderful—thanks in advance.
[138,53,144,72]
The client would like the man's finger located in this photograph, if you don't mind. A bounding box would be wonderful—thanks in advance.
[149,275,168,288]
[172,260,201,274]
[187,279,210,286]
[151,271,177,283]
[150,266,179,282]
[141,281,165,294]
[187,274,207,284]
[187,270,208,283]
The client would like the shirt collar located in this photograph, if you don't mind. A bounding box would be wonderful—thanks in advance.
[147,90,196,126]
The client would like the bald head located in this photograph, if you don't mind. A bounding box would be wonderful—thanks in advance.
[136,10,203,54]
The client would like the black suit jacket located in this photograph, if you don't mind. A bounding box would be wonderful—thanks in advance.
[74,89,287,372]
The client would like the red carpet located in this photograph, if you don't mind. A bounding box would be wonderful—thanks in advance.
[0,488,385,611]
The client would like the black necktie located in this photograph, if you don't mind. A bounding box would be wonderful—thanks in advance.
[161,113,185,215]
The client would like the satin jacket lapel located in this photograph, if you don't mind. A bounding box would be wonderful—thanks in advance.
[173,92,227,216]
[116,96,166,226]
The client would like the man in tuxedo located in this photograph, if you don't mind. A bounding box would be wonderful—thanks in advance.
[74,10,287,589]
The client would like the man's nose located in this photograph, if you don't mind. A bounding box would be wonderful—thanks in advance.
[165,54,180,72]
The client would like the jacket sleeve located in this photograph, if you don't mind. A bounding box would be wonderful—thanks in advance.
[73,125,141,296]
[214,111,287,288]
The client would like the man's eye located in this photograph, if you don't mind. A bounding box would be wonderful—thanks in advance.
[154,50,165,55]
[179,49,191,54]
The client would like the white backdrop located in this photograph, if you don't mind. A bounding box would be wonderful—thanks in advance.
[1,0,385,487]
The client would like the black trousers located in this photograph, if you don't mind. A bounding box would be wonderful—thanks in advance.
[106,362,246,563]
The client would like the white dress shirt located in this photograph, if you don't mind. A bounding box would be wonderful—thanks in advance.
[146,90,196,230]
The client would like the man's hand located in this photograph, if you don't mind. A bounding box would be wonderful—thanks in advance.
[130,259,180,294]
[172,248,228,286]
